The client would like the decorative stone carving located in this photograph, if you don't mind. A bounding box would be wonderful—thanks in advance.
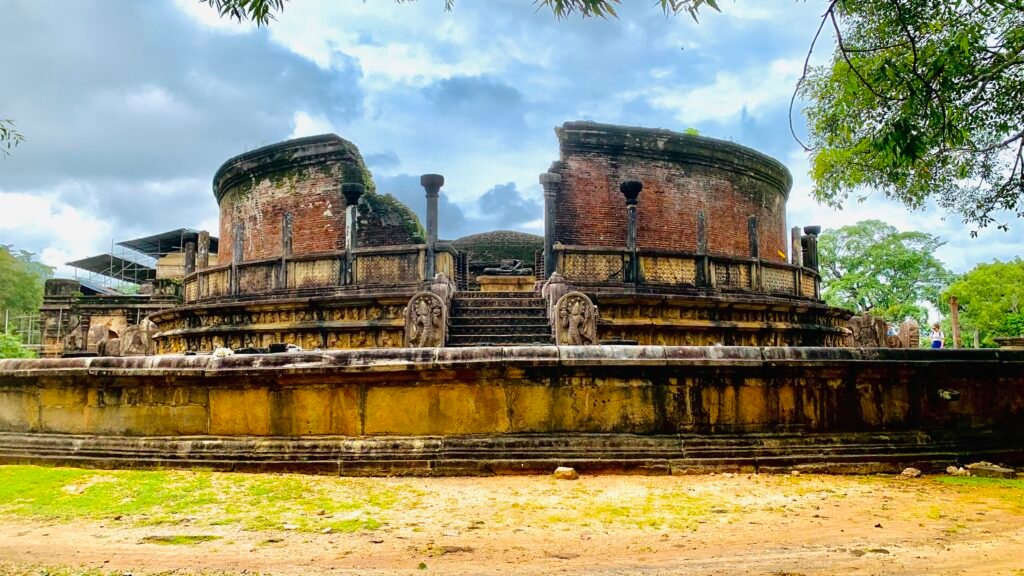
[542,272,569,329]
[846,314,887,347]
[898,319,920,349]
[87,323,119,354]
[430,272,456,306]
[62,314,85,352]
[482,258,532,276]
[121,318,159,356]
[554,291,598,346]
[404,292,447,348]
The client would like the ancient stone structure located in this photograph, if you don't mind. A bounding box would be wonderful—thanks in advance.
[11,121,1021,475]
[1,347,1022,474]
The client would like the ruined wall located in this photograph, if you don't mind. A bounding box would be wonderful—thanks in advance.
[553,122,791,261]
[1,347,1022,438]
[214,134,424,263]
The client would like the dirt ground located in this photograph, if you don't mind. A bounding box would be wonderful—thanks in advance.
[1,472,1023,576]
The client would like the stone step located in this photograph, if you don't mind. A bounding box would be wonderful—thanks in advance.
[449,306,547,318]
[447,334,554,346]
[453,298,546,308]
[450,316,551,327]
[448,325,553,337]
[456,291,539,299]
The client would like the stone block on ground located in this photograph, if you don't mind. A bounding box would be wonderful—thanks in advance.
[966,462,1016,479]
[553,466,579,480]
[901,467,922,478]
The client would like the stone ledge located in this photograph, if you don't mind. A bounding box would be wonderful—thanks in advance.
[1,346,1022,377]
[0,431,1019,476]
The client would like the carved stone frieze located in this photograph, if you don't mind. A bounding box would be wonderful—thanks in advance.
[554,291,598,346]
[404,292,447,348]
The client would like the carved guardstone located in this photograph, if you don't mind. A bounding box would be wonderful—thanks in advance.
[404,292,447,348]
[554,291,598,346]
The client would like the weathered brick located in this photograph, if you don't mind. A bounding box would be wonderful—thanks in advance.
[214,134,424,262]
[552,122,791,262]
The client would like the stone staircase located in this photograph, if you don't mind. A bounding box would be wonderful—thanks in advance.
[447,292,554,346]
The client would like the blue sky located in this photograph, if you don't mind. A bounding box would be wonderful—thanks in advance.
[1,0,1021,277]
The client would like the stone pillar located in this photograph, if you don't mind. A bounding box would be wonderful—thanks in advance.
[231,222,243,295]
[748,216,759,258]
[950,295,962,349]
[801,225,821,272]
[540,172,562,279]
[184,242,196,275]
[341,183,365,285]
[790,226,803,267]
[619,181,642,284]
[197,230,210,269]
[420,174,444,281]
[696,210,709,287]
[279,212,292,289]
[748,215,762,291]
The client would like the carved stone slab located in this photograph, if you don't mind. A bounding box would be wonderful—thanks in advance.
[554,291,598,346]
[404,292,447,348]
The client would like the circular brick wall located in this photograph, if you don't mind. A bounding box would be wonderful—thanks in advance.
[552,122,792,262]
[213,134,424,262]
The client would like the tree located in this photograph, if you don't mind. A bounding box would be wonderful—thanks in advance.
[0,332,34,359]
[0,119,23,159]
[0,246,53,327]
[942,258,1024,347]
[818,219,952,323]
[802,1,1024,232]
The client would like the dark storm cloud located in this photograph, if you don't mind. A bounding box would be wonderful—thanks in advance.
[0,0,361,234]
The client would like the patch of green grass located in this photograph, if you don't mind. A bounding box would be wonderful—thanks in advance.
[931,476,1024,511]
[0,465,422,534]
[141,534,221,545]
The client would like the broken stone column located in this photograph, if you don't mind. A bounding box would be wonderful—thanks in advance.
[420,174,444,281]
[696,210,709,287]
[801,225,821,272]
[197,230,210,269]
[341,182,365,285]
[184,242,196,275]
[619,180,643,283]
[279,212,292,289]
[540,171,562,279]
[790,226,803,267]
[231,222,243,294]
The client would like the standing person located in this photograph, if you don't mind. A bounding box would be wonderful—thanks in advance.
[930,323,944,349]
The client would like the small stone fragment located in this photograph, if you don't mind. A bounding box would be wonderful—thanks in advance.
[946,466,959,475]
[283,523,298,530]
[901,467,922,478]
[322,527,333,534]
[966,462,1016,479]
[791,470,801,476]
[554,466,579,480]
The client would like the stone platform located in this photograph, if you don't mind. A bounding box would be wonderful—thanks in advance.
[1,346,1022,475]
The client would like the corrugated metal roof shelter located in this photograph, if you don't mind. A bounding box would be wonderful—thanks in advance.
[116,228,219,258]
[65,254,156,284]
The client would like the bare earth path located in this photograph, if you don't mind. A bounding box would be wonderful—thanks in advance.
[1,469,1023,575]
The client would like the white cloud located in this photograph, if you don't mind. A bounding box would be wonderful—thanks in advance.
[0,188,112,272]
[646,58,803,124]
[289,111,336,139]
[172,0,255,34]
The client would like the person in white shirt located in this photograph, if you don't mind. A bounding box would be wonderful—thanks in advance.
[929,323,944,349]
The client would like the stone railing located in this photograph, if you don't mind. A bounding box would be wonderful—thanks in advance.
[553,245,819,299]
[181,244,457,303]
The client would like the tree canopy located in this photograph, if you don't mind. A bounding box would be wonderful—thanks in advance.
[818,219,952,323]
[804,0,1024,232]
[0,246,53,324]
[943,258,1024,347]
